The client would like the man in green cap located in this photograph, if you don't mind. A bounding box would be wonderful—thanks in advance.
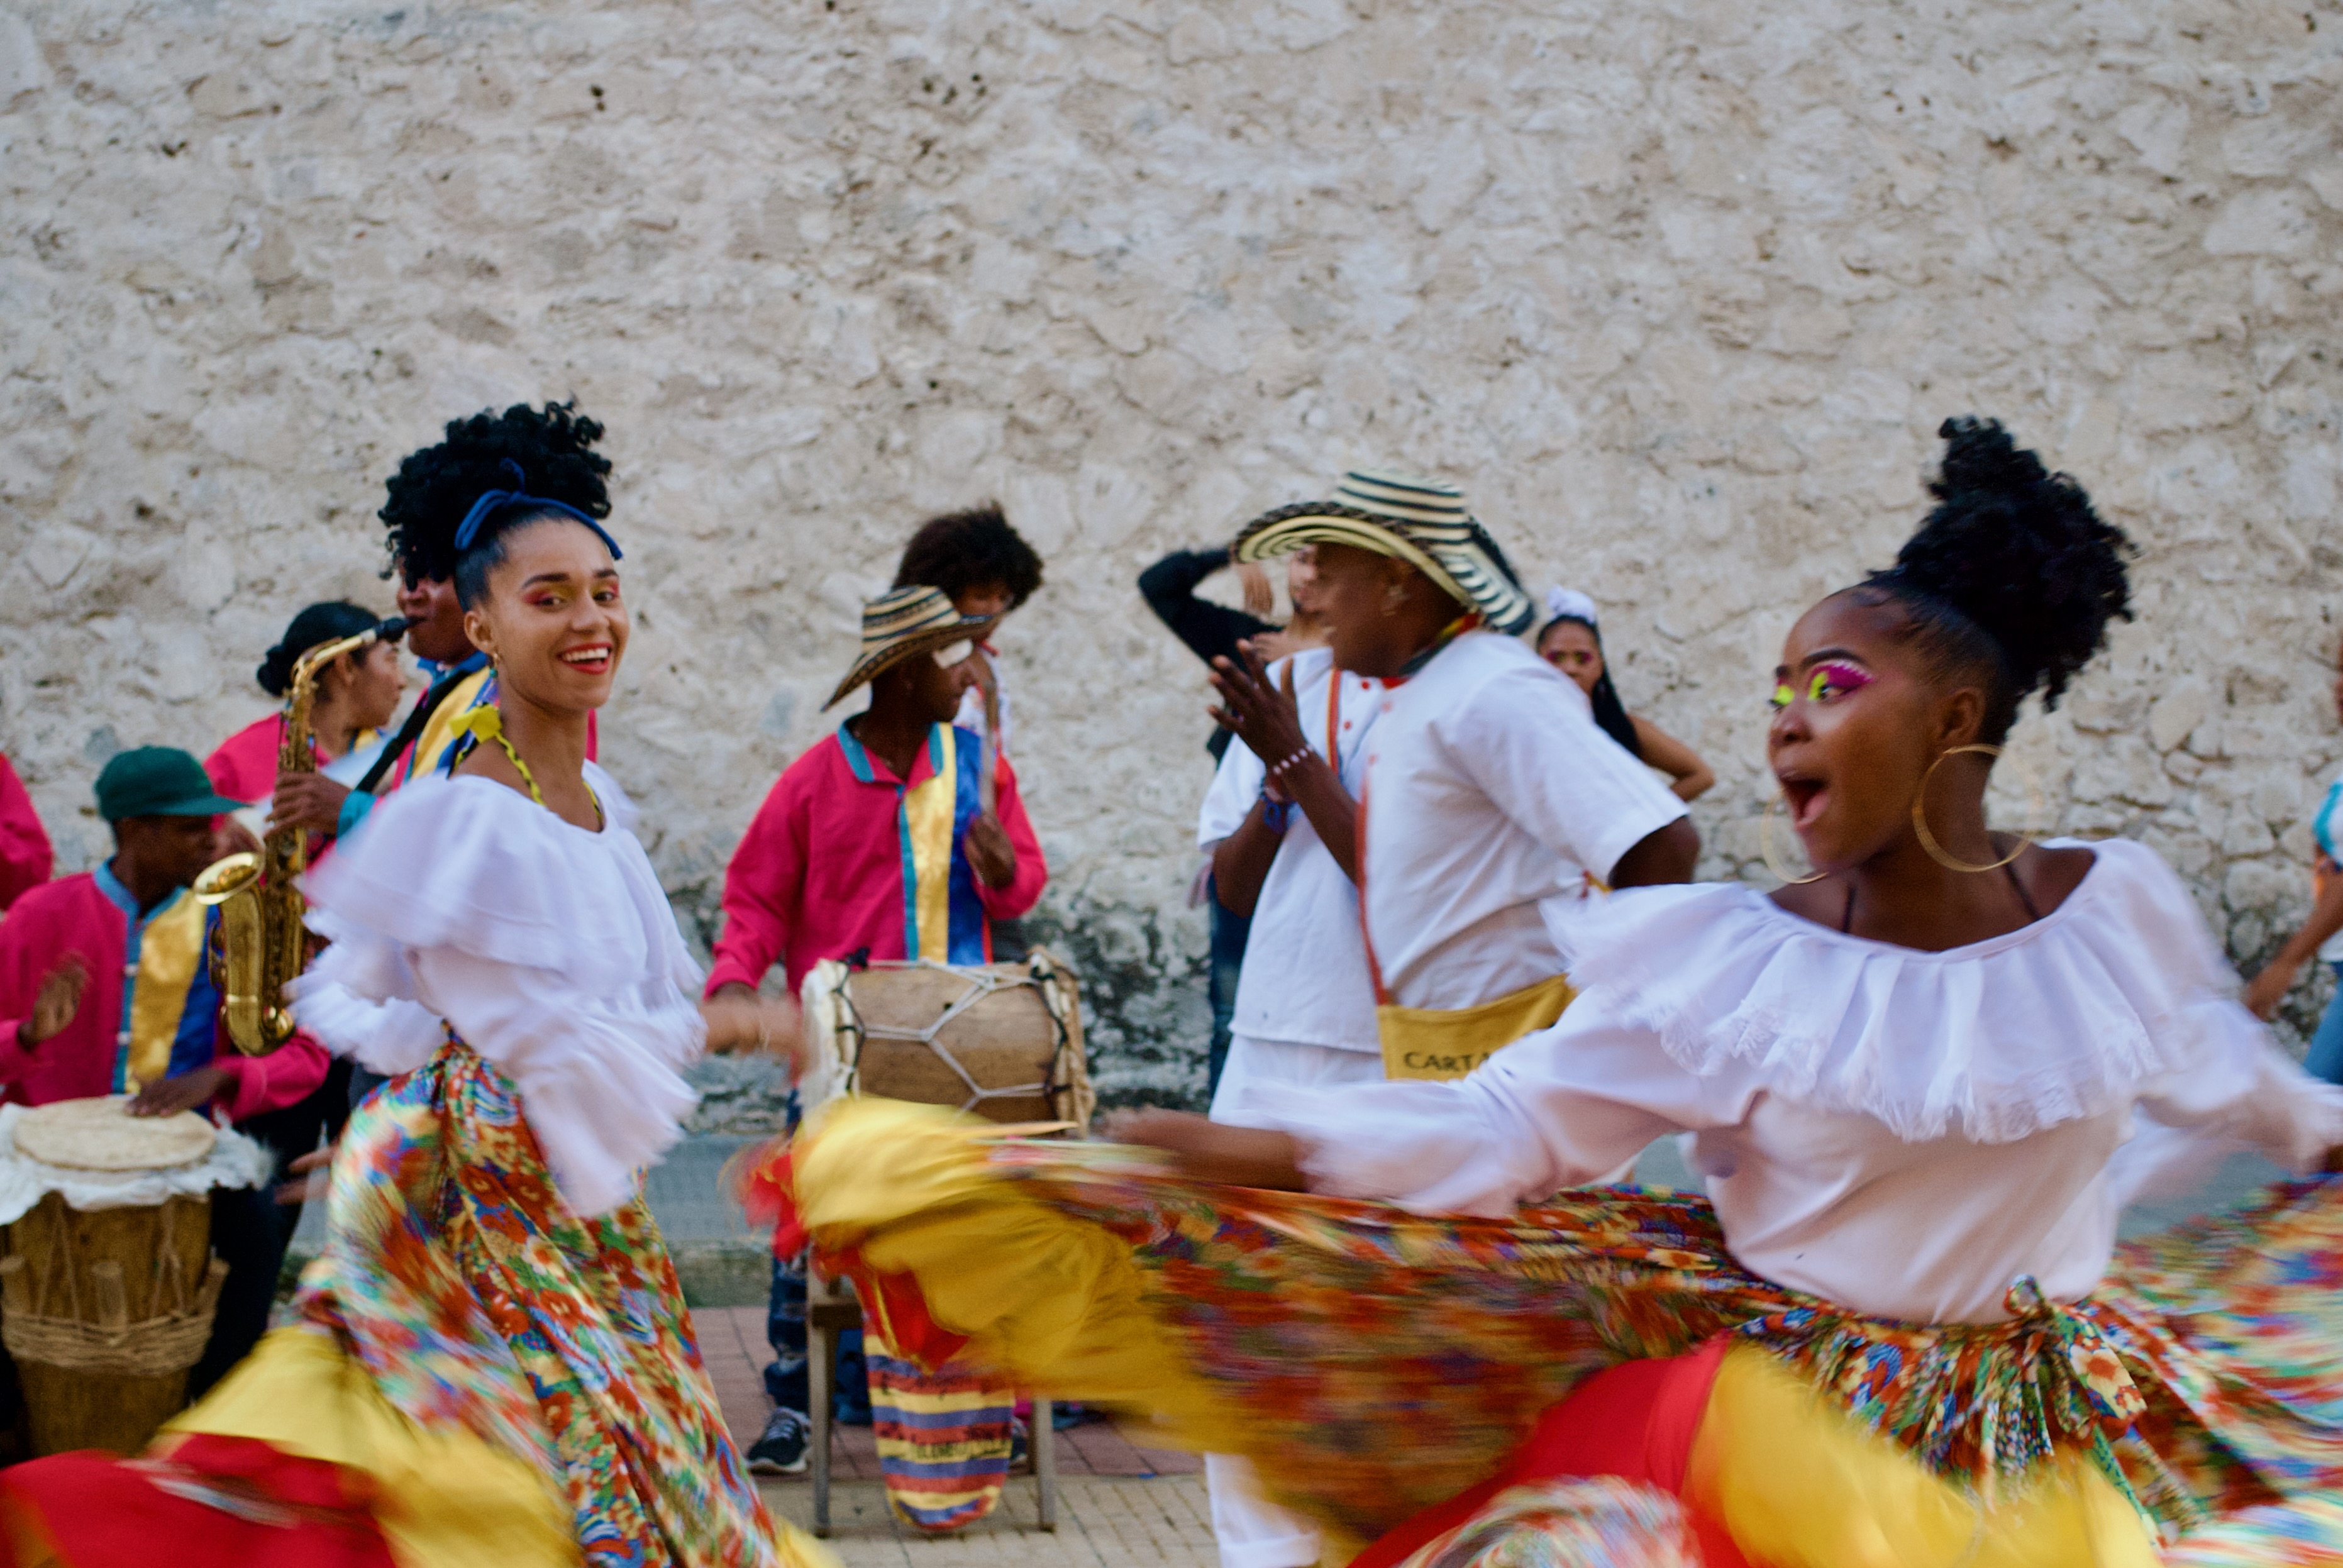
[0,746,334,1392]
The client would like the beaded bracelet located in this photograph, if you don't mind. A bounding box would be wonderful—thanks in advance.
[1267,746,1312,778]
[1263,798,1296,834]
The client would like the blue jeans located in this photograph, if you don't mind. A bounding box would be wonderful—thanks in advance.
[1206,885,1251,1104]
[2305,963,2343,1085]
[764,1249,868,1422]
[763,1086,870,1422]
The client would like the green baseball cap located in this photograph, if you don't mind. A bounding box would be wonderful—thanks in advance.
[94,747,250,821]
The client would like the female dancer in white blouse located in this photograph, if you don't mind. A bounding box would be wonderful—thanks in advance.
[0,433,823,1568]
[782,419,2343,1567]
[1112,419,2343,1563]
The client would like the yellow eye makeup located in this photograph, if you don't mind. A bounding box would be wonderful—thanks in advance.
[1808,661,1873,701]
[1770,662,1873,710]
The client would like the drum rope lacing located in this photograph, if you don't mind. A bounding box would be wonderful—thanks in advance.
[836,957,1078,1118]
[0,1197,228,1375]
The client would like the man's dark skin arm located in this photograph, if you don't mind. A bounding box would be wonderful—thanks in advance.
[1607,817,1700,889]
[1210,801,1282,918]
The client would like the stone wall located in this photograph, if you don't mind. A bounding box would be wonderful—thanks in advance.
[2,0,2340,1105]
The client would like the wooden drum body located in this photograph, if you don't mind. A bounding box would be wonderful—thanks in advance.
[802,951,1095,1131]
[1,1190,225,1455]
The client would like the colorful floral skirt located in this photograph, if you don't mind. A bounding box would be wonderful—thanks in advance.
[774,1098,2343,1567]
[0,1042,832,1568]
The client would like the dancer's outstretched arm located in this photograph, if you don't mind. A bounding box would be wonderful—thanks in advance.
[1109,1109,1307,1191]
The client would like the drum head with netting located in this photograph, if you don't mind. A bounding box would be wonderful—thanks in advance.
[845,964,1063,1124]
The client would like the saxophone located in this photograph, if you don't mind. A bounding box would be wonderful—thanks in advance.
[193,629,385,1054]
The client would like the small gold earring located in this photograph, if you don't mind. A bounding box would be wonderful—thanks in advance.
[1760,793,1825,885]
[1911,743,2044,873]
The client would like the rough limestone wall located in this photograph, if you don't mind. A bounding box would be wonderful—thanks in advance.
[2,0,2340,1112]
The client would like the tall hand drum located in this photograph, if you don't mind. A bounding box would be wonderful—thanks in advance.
[800,951,1095,1132]
[0,1096,247,1455]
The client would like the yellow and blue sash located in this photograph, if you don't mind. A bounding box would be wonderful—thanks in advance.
[839,722,990,965]
[93,865,222,1093]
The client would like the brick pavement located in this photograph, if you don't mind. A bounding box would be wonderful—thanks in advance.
[694,1305,1214,1567]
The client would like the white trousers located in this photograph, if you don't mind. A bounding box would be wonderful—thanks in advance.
[1204,1034,1381,1568]
[1207,1454,1324,1568]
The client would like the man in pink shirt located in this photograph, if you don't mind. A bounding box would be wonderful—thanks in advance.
[0,746,332,1393]
[708,584,1048,1485]
[706,585,1048,1000]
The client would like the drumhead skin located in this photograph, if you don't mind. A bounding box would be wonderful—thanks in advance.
[846,964,1061,1124]
[12,1096,218,1171]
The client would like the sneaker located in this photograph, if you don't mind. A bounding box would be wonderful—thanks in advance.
[1009,1415,1029,1472]
[747,1408,810,1476]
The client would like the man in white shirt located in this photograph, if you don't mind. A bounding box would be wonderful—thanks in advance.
[1188,641,1387,1568]
[1178,470,1693,1568]
[1195,644,1388,1114]
[1231,468,1697,1081]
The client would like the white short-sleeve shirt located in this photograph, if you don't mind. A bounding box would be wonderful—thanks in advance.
[1197,648,1387,1053]
[1360,632,1688,1011]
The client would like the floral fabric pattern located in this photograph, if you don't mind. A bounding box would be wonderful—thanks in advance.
[297,1040,783,1567]
[816,1129,2343,1554]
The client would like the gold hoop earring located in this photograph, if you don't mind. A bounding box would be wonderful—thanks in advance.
[1760,793,1825,885]
[1911,743,2044,873]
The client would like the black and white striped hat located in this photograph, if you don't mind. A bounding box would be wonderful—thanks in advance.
[825,584,995,709]
[1230,469,1533,635]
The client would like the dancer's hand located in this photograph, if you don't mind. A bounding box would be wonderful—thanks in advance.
[2242,961,2297,1022]
[18,955,89,1049]
[278,1145,334,1205]
[1104,1108,1307,1191]
[702,987,804,1075]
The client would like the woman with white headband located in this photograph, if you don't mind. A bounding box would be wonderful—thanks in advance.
[1536,587,1715,803]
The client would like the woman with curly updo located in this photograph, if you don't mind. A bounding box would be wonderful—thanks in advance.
[779,420,2343,1565]
[269,402,614,845]
[0,411,830,1568]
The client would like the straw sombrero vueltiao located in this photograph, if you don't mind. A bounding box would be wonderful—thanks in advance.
[1229,469,1534,635]
[825,585,996,709]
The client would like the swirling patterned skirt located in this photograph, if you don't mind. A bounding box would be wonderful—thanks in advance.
[289,1039,797,1566]
[773,1098,2343,1567]
[0,1041,832,1568]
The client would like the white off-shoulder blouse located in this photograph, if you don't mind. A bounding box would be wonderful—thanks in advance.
[1255,839,2343,1325]
[290,761,707,1218]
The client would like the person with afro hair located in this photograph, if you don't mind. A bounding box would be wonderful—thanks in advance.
[892,502,1043,771]
[270,402,614,847]
[1035,418,2343,1562]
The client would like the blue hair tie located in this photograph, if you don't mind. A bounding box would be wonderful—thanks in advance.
[453,458,623,560]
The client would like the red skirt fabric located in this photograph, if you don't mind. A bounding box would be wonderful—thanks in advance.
[0,1433,397,1568]
[1350,1339,1750,1568]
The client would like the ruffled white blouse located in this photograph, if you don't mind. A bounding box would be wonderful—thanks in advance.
[1260,839,2343,1324]
[291,761,707,1218]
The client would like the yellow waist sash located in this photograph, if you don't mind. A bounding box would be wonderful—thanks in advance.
[1376,973,1576,1081]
